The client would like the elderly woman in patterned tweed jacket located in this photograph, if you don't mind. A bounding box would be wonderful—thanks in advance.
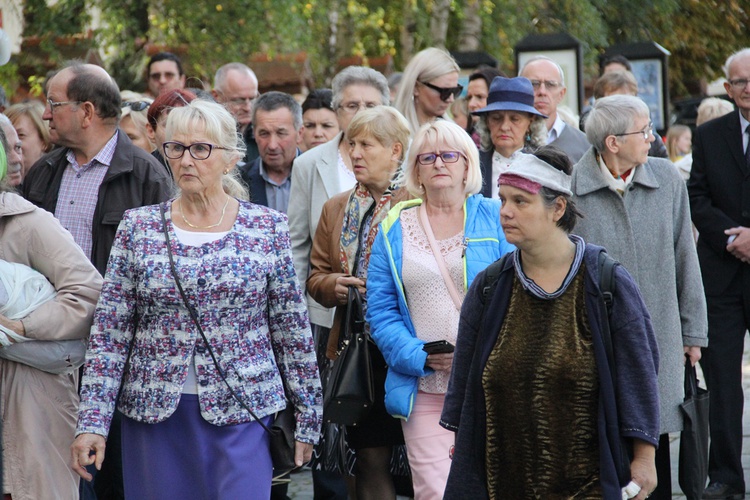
[71,99,322,500]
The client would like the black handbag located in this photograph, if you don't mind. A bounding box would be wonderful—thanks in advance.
[323,286,374,426]
[678,357,710,500]
[159,204,297,482]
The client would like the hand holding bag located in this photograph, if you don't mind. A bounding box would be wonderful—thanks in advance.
[323,286,374,426]
[678,356,709,500]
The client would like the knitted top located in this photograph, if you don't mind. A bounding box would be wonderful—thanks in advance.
[400,208,465,394]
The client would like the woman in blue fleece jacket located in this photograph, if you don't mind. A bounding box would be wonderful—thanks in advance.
[366,120,513,499]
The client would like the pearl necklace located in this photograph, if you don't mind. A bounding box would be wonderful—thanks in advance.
[179,197,230,229]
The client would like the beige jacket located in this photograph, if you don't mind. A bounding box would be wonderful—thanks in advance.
[0,192,102,500]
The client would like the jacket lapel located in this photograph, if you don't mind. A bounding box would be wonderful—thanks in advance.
[724,111,747,174]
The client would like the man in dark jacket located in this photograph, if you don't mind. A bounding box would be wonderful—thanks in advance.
[22,62,171,500]
[23,62,172,275]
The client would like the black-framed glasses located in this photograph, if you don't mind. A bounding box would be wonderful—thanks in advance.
[615,121,653,141]
[418,81,463,102]
[47,99,81,112]
[163,141,232,160]
[416,151,464,165]
[122,101,150,112]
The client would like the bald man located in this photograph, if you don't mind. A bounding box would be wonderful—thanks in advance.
[520,56,590,163]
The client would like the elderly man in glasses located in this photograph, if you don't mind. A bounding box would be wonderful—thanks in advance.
[689,48,750,500]
[212,62,260,163]
[21,63,172,499]
[519,56,590,163]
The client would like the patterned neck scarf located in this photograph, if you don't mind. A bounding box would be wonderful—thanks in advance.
[340,182,395,277]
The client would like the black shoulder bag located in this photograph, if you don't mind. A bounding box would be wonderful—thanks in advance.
[323,286,374,426]
[159,204,296,482]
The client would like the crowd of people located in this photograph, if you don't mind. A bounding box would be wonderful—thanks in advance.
[0,42,749,500]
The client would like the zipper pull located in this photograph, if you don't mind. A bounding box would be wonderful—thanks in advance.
[462,237,468,258]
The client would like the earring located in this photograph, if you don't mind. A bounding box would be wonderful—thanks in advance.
[525,132,531,143]
[223,169,229,175]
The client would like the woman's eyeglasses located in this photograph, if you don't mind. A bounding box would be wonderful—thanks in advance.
[416,151,464,165]
[122,101,150,112]
[163,142,232,160]
[418,81,463,102]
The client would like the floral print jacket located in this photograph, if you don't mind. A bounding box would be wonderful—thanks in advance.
[76,201,323,444]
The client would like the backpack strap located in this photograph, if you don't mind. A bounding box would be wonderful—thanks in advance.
[597,250,619,386]
[481,253,510,306]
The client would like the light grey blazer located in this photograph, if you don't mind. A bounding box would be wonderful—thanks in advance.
[572,147,708,433]
[288,132,346,328]
[551,124,590,164]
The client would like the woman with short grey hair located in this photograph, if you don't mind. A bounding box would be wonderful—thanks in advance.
[572,94,708,500]
[288,65,391,498]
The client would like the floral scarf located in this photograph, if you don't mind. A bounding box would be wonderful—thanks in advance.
[339,182,395,277]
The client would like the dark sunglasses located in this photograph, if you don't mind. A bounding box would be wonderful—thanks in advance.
[418,81,463,102]
[122,101,150,112]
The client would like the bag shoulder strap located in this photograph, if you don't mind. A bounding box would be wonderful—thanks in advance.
[597,250,619,386]
[419,205,463,311]
[159,203,273,435]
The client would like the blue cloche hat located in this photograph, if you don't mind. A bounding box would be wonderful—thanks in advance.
[472,76,548,118]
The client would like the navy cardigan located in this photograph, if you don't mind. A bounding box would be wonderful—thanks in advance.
[440,243,660,499]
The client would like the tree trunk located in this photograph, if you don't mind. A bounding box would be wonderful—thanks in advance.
[400,0,416,64]
[430,0,452,49]
[458,0,482,51]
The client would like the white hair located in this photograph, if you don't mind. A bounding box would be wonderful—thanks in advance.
[724,48,750,80]
[519,56,566,87]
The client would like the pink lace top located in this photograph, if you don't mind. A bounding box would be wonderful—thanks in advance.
[400,208,465,394]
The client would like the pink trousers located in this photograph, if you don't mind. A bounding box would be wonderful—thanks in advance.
[401,392,454,500]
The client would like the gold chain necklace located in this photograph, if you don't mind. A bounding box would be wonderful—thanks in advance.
[179,197,230,229]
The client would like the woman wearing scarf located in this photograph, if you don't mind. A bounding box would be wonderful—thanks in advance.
[307,106,411,500]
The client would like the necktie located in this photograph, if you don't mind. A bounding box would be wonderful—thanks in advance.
[745,124,750,167]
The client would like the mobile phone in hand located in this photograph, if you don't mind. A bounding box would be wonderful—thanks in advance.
[423,340,455,354]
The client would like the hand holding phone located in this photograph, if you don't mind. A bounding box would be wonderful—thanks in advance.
[423,340,455,355]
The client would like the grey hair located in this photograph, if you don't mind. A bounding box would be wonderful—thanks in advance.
[0,114,12,129]
[213,63,257,91]
[395,48,460,133]
[251,91,303,131]
[696,97,735,127]
[331,66,390,109]
[519,56,566,87]
[476,113,547,152]
[724,48,750,80]
[585,95,649,152]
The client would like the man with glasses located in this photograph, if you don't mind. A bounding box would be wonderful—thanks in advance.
[145,52,186,97]
[212,62,260,163]
[239,91,301,214]
[519,56,589,162]
[689,48,750,500]
[22,63,171,500]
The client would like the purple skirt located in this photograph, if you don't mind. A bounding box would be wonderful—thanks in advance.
[121,394,273,500]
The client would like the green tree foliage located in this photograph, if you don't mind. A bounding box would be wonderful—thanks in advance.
[15,0,750,98]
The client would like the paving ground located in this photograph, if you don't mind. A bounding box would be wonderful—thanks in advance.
[288,337,750,499]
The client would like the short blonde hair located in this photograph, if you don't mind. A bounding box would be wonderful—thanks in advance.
[165,99,248,200]
[696,97,734,127]
[404,120,482,198]
[395,48,460,133]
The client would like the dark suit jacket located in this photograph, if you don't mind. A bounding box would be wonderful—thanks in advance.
[239,157,268,206]
[688,110,749,296]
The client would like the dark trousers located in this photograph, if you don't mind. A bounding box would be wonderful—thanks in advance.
[701,291,750,493]
[649,433,672,500]
[79,411,125,500]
